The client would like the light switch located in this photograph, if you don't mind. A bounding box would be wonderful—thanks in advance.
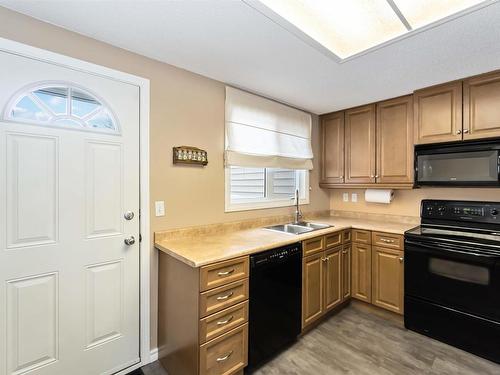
[343,192,349,202]
[351,193,358,203]
[155,201,165,217]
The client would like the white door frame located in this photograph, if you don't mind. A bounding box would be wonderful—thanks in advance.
[0,37,151,374]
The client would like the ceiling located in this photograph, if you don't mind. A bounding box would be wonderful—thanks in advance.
[1,0,500,114]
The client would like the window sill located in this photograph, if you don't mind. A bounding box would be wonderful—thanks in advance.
[225,198,310,213]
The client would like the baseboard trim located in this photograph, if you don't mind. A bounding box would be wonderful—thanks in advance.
[150,348,159,362]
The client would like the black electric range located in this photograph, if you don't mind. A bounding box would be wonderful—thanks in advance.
[404,199,500,364]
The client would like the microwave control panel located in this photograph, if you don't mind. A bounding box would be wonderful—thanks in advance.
[421,200,500,223]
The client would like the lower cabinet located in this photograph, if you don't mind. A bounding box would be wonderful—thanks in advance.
[351,242,372,303]
[351,231,404,315]
[302,231,351,330]
[302,252,324,327]
[324,246,342,312]
[341,244,351,300]
[372,246,404,314]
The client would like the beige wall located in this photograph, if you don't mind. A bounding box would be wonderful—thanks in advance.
[331,188,500,217]
[0,7,330,350]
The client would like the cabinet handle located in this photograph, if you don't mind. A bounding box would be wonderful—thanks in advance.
[216,315,234,325]
[217,269,235,276]
[456,130,462,135]
[216,350,233,362]
[216,292,234,301]
[463,129,469,134]
[399,257,404,263]
[321,257,327,262]
[342,250,347,254]
[380,238,395,243]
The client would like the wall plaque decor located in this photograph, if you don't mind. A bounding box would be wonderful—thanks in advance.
[173,146,208,166]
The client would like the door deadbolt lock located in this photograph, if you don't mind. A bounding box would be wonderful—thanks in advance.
[124,211,134,220]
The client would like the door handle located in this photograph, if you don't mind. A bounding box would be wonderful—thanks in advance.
[124,236,136,246]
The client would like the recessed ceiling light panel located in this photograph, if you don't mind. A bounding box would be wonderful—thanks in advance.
[257,0,488,59]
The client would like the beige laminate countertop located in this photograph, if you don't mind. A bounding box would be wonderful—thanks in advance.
[155,217,418,268]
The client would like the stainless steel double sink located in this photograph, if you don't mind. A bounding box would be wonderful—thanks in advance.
[265,221,332,235]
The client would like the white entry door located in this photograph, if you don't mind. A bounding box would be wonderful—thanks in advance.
[0,50,140,375]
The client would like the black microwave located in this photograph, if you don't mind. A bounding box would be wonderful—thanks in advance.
[415,138,500,186]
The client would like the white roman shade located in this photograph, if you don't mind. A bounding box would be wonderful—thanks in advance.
[225,87,313,170]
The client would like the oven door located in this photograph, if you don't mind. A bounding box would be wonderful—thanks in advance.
[405,239,500,321]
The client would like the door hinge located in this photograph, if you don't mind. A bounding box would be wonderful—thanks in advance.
[139,233,142,243]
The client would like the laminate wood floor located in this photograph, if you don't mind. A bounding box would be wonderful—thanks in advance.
[142,302,500,375]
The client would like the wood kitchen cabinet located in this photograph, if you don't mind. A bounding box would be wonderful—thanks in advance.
[341,244,351,300]
[372,246,404,314]
[345,105,376,184]
[351,242,372,303]
[464,71,500,140]
[324,246,342,312]
[321,111,345,184]
[376,96,414,183]
[302,252,324,327]
[414,81,463,144]
[302,231,350,330]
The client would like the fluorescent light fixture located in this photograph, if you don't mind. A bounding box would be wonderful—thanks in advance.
[257,0,487,59]
[393,0,484,29]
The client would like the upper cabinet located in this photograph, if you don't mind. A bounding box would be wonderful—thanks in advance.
[376,96,413,184]
[320,68,500,189]
[345,105,376,184]
[321,112,344,184]
[414,81,462,144]
[463,71,500,140]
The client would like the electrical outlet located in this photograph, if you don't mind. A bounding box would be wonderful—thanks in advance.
[351,193,358,203]
[343,192,349,202]
[155,201,165,217]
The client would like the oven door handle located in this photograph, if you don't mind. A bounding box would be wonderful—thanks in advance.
[405,240,500,263]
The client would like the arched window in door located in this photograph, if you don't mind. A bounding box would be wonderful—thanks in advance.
[3,82,120,133]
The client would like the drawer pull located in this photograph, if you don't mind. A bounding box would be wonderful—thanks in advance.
[399,257,404,263]
[217,269,235,276]
[381,238,395,243]
[216,350,233,362]
[216,315,234,326]
[216,292,234,301]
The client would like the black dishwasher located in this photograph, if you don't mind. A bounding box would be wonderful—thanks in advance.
[247,243,302,371]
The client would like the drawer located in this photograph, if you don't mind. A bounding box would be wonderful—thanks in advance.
[342,230,352,243]
[199,323,248,375]
[200,279,249,318]
[352,229,371,244]
[200,301,248,344]
[200,256,249,292]
[325,232,342,248]
[303,236,324,256]
[372,232,403,250]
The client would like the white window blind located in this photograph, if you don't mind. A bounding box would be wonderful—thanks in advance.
[225,87,314,170]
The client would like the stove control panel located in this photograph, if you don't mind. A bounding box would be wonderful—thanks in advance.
[421,200,500,223]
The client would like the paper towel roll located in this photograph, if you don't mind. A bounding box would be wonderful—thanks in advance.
[365,189,394,204]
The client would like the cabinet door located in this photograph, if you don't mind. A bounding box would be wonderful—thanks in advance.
[324,246,342,312]
[341,244,351,300]
[302,253,324,328]
[464,71,500,140]
[372,246,404,314]
[414,81,462,144]
[351,243,372,303]
[345,105,376,183]
[376,96,414,183]
[321,112,345,184]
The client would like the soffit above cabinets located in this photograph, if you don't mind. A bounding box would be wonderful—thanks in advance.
[2,0,500,114]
